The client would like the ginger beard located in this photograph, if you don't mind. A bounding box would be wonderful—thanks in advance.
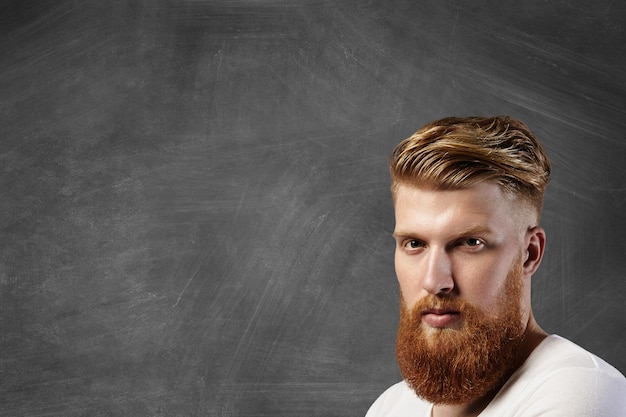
[396,257,525,405]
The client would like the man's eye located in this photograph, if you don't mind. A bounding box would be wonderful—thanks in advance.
[465,238,483,247]
[406,240,424,249]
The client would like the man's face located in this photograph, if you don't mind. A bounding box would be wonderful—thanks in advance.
[393,181,529,324]
[392,182,534,404]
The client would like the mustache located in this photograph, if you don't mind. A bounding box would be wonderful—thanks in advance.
[401,293,473,315]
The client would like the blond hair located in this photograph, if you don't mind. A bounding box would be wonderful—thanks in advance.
[390,116,551,217]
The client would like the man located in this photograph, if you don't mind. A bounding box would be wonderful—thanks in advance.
[366,116,626,416]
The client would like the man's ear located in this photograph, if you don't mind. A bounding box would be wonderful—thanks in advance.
[523,226,546,278]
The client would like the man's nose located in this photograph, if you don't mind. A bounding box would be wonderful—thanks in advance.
[421,249,454,295]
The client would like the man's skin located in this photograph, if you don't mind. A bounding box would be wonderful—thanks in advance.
[392,181,549,417]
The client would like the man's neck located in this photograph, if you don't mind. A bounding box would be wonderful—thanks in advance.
[431,318,548,417]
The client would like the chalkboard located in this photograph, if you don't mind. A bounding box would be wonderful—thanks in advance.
[2,0,625,415]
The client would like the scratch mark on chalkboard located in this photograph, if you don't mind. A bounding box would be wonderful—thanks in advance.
[338,43,364,67]
[173,266,202,308]
[304,212,328,241]
[448,6,460,53]
[233,183,248,224]
[225,278,273,380]
[173,243,207,308]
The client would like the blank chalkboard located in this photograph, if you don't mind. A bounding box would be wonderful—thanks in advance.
[2,0,625,415]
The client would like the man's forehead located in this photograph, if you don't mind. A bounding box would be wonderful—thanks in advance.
[393,182,521,236]
[394,181,510,207]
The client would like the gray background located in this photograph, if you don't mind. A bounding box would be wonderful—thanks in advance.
[2,1,625,416]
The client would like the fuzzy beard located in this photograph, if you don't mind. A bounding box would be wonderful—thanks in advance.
[396,261,525,405]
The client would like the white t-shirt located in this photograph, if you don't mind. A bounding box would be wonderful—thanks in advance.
[366,335,626,416]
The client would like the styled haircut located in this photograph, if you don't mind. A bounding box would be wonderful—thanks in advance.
[390,116,551,218]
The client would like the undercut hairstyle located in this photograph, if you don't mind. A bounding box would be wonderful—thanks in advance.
[390,116,551,219]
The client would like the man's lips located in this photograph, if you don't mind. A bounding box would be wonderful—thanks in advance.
[421,308,462,328]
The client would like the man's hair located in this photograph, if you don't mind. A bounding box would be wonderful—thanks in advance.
[390,116,551,218]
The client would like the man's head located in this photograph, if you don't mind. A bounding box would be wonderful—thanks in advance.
[390,116,551,405]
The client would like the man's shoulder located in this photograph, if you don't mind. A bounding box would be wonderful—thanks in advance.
[365,381,430,417]
[483,334,626,416]
[521,334,624,377]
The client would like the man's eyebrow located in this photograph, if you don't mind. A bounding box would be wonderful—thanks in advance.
[392,230,416,239]
[392,226,494,239]
[451,225,494,238]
